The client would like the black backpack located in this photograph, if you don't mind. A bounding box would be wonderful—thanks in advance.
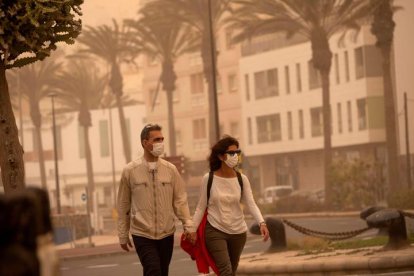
[206,171,243,202]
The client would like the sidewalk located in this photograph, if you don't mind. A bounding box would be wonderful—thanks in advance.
[237,245,414,275]
[57,232,184,261]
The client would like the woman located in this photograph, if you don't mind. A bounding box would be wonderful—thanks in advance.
[192,136,269,276]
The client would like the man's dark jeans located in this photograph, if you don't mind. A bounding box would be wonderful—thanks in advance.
[132,234,174,276]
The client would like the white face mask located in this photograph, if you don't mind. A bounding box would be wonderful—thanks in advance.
[150,142,164,157]
[224,154,239,168]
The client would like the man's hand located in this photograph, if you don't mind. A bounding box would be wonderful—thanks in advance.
[120,240,133,252]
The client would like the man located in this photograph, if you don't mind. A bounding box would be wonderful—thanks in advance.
[117,123,194,276]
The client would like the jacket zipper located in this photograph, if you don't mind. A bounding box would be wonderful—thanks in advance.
[152,170,157,238]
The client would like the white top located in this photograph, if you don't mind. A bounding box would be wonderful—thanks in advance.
[192,173,265,234]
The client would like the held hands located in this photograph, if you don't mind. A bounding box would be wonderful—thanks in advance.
[184,230,197,245]
[120,239,133,252]
[260,223,270,242]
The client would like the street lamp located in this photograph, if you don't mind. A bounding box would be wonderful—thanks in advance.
[48,92,61,214]
[207,0,220,142]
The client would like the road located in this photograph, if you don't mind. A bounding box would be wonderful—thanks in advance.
[61,216,414,276]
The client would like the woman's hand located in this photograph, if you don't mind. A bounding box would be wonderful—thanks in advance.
[260,223,270,242]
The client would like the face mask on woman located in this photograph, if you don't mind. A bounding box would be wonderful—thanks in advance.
[224,153,239,168]
[150,142,164,157]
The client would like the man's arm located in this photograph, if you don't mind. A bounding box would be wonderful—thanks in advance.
[171,166,194,232]
[117,169,133,250]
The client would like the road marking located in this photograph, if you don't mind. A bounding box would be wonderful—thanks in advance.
[86,264,119,269]
[60,267,69,270]
[132,262,141,265]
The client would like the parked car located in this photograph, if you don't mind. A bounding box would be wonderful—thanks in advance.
[289,188,325,203]
[258,185,294,204]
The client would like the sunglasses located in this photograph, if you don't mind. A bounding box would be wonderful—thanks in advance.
[225,149,242,156]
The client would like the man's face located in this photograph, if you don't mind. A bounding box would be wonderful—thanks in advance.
[143,130,164,151]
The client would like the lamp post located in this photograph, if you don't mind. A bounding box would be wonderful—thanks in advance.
[207,0,220,142]
[404,92,412,189]
[49,92,61,214]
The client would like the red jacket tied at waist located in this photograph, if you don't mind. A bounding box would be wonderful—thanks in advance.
[180,211,219,275]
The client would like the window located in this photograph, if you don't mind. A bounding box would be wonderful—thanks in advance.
[355,47,364,79]
[347,101,353,132]
[216,75,222,94]
[337,103,343,134]
[247,117,253,144]
[78,126,85,159]
[189,53,202,67]
[308,60,321,89]
[175,129,182,147]
[296,63,302,92]
[334,53,340,84]
[256,114,281,143]
[298,110,304,139]
[230,121,239,137]
[173,85,180,103]
[254,68,278,99]
[357,98,367,130]
[228,73,237,93]
[190,73,204,94]
[99,120,109,157]
[193,118,206,139]
[310,107,323,137]
[287,111,293,140]
[225,28,234,50]
[285,65,290,94]
[245,74,250,101]
[344,51,350,82]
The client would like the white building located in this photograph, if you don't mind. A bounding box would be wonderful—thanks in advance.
[239,27,386,194]
[23,104,146,211]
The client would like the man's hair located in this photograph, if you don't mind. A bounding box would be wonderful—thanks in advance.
[140,123,162,143]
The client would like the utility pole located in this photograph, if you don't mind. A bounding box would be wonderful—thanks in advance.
[404,92,412,189]
[49,93,61,214]
[207,0,220,142]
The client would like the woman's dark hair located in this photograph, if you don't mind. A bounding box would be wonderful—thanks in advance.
[208,135,239,171]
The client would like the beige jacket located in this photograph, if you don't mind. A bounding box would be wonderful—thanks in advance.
[117,157,194,243]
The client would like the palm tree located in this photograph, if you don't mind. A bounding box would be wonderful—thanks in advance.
[125,7,199,156]
[229,0,374,205]
[8,57,62,190]
[76,20,138,163]
[54,60,107,211]
[370,0,400,191]
[143,0,231,145]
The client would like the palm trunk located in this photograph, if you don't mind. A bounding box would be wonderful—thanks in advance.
[83,125,95,212]
[311,28,333,206]
[109,63,131,163]
[34,126,47,189]
[0,63,25,193]
[201,34,219,146]
[321,70,332,206]
[31,105,47,189]
[381,47,400,191]
[115,94,131,163]
[371,0,400,191]
[161,60,177,156]
[165,90,176,156]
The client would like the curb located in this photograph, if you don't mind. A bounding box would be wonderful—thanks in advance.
[237,246,414,275]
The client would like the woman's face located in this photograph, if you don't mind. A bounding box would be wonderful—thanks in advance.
[219,144,240,162]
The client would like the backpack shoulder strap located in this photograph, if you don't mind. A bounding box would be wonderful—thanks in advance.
[236,171,243,192]
[207,171,214,203]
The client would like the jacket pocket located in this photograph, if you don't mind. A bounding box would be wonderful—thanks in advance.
[131,182,150,210]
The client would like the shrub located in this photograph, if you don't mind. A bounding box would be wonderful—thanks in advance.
[387,189,414,209]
